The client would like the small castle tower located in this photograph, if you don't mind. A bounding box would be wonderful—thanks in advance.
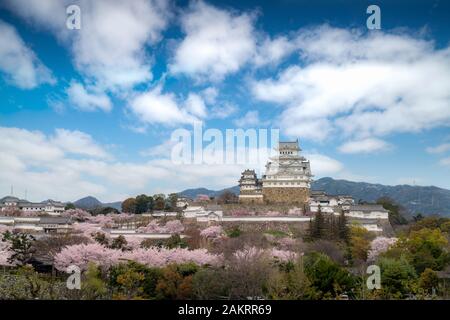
[238,169,263,204]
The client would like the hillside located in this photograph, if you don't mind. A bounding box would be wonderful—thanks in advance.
[73,196,122,211]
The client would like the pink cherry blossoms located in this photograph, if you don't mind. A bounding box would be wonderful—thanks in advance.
[367,237,398,262]
[200,226,224,239]
[232,246,297,263]
[137,220,184,234]
[71,222,105,241]
[0,240,13,266]
[62,209,92,221]
[54,244,222,271]
[53,243,121,271]
[271,248,298,262]
[0,225,13,234]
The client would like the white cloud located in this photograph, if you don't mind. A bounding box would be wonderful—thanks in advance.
[233,110,267,127]
[201,87,218,104]
[140,140,177,157]
[253,35,296,67]
[211,102,238,119]
[251,25,450,143]
[439,157,450,166]
[170,0,256,81]
[0,126,248,201]
[0,126,347,202]
[305,153,344,176]
[426,143,450,154]
[66,81,112,112]
[338,138,391,154]
[185,93,207,118]
[50,129,111,159]
[0,20,55,89]
[128,85,200,126]
[4,0,171,91]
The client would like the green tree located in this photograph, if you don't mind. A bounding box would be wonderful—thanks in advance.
[338,210,350,243]
[109,262,163,299]
[65,203,76,210]
[309,206,326,240]
[166,193,178,211]
[81,263,108,299]
[400,228,449,273]
[93,232,109,246]
[349,226,372,262]
[2,231,35,265]
[378,257,417,299]
[155,264,195,299]
[121,197,136,214]
[111,235,128,250]
[267,257,317,300]
[153,194,166,211]
[377,197,408,225]
[304,252,355,299]
[418,268,439,295]
[135,194,153,214]
[165,234,188,249]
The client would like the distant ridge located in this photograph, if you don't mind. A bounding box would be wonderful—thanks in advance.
[178,177,450,216]
[73,196,122,211]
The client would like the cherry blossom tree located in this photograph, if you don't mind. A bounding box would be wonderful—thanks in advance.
[277,237,297,250]
[271,249,297,262]
[71,222,105,241]
[0,225,13,234]
[200,226,224,239]
[233,246,297,264]
[137,220,184,234]
[62,209,91,221]
[54,244,222,271]
[165,220,184,234]
[367,237,398,262]
[86,215,115,228]
[0,240,13,266]
[53,243,121,271]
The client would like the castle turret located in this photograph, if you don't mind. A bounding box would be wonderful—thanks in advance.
[238,169,263,204]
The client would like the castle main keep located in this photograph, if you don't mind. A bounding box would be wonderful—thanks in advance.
[238,140,312,206]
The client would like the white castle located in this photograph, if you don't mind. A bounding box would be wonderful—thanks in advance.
[239,140,312,206]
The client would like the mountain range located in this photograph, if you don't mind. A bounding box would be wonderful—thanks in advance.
[178,177,450,216]
[73,196,122,211]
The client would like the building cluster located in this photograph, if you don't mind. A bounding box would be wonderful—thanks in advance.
[239,140,312,205]
[0,216,72,233]
[238,140,390,231]
[0,196,65,216]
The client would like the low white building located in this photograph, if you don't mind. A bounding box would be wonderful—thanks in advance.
[0,196,65,216]
[0,216,72,233]
[309,191,354,213]
[346,204,389,220]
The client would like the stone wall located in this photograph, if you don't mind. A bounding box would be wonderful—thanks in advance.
[219,221,310,235]
[221,203,307,215]
[262,187,309,205]
[238,196,264,204]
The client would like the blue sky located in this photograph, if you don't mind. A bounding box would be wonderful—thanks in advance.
[0,0,449,202]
